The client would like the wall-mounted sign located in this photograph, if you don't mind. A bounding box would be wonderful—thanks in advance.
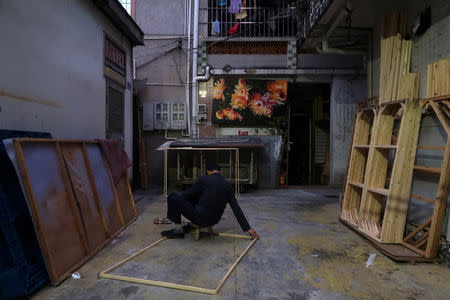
[212,78,288,125]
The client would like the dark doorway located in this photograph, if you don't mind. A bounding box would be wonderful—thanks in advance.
[287,83,330,186]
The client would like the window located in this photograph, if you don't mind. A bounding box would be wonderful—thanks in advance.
[104,36,126,77]
[119,0,131,15]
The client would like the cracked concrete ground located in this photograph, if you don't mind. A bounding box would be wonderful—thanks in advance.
[32,188,450,299]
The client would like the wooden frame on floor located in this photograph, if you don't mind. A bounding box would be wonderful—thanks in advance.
[99,234,257,295]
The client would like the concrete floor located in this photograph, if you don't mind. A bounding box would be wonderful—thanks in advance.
[32,188,450,300]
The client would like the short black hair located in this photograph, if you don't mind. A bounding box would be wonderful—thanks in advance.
[206,162,221,171]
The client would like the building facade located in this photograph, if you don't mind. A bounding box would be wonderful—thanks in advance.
[0,0,143,177]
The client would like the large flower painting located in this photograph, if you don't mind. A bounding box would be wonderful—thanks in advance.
[212,78,288,125]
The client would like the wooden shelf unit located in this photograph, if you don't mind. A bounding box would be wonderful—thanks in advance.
[341,108,376,225]
[342,99,422,243]
[402,96,450,258]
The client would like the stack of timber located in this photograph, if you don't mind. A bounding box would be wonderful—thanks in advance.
[427,58,450,98]
[379,34,419,103]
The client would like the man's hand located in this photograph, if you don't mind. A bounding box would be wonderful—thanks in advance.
[248,228,259,239]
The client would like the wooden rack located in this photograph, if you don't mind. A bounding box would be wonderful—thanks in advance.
[341,98,422,242]
[402,96,450,258]
[341,96,450,261]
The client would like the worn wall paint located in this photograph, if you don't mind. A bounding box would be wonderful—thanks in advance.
[330,76,367,188]
[0,0,134,176]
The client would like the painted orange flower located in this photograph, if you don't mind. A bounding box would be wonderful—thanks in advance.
[216,108,243,121]
[267,80,287,104]
[249,92,276,117]
[213,78,226,101]
[231,78,250,109]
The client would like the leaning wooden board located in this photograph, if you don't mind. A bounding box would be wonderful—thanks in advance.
[4,138,137,285]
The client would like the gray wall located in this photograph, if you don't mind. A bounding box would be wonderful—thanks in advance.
[329,76,367,188]
[0,0,134,174]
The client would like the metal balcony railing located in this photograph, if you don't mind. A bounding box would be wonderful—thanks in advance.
[204,0,298,40]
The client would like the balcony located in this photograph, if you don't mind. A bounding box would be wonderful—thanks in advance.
[201,0,298,41]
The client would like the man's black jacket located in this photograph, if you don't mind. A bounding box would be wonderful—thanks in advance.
[182,173,250,232]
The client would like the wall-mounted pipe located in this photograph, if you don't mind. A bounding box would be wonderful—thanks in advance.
[191,0,200,138]
[185,0,192,137]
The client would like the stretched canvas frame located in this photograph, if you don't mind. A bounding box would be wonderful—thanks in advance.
[99,233,257,295]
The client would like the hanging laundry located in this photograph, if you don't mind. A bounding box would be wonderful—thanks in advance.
[213,20,221,35]
[235,0,247,19]
[228,22,240,35]
[218,0,227,6]
[228,0,242,14]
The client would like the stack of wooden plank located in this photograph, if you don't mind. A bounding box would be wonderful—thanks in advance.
[427,58,450,97]
[379,34,419,104]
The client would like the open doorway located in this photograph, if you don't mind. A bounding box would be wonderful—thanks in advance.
[287,83,330,186]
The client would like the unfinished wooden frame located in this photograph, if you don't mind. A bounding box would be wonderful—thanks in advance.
[341,98,422,243]
[99,234,257,295]
[163,147,240,197]
[9,138,137,284]
[402,96,450,258]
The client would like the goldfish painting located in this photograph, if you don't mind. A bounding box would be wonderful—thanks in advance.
[213,78,226,101]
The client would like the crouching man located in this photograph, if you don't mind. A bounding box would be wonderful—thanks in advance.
[161,162,258,239]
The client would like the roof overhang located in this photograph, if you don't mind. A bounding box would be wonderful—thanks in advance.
[93,0,144,46]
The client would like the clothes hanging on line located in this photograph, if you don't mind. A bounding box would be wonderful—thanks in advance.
[213,20,221,35]
[228,0,242,14]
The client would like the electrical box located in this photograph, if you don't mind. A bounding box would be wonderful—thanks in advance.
[142,101,154,131]
[170,103,187,130]
[153,102,170,129]
[198,104,207,123]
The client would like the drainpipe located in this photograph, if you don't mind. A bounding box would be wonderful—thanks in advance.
[185,0,192,137]
[191,0,200,138]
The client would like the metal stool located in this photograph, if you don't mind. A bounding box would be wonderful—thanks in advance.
[191,224,215,240]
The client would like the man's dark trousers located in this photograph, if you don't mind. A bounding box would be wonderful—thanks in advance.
[167,192,206,226]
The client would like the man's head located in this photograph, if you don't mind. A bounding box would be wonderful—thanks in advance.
[206,162,221,175]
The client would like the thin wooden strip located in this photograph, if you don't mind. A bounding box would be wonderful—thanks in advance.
[81,142,110,237]
[215,238,258,293]
[100,273,217,295]
[410,193,435,203]
[417,145,445,150]
[401,241,426,256]
[13,138,98,143]
[101,237,167,275]
[413,165,442,175]
[440,102,450,119]
[218,233,253,239]
[427,64,433,98]
[56,141,89,252]
[414,231,430,248]
[403,217,432,242]
[429,100,450,135]
[12,141,57,281]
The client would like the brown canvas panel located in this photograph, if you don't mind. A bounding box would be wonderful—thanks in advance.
[20,142,86,280]
[85,144,123,234]
[115,174,136,224]
[61,143,108,250]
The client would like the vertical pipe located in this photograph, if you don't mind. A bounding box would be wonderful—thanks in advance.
[164,149,168,197]
[191,0,200,138]
[185,0,192,136]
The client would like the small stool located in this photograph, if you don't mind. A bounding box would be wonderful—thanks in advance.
[191,224,215,240]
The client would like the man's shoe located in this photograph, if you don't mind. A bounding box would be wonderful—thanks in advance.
[161,229,184,239]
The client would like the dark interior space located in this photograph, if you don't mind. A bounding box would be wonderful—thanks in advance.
[287,83,330,186]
